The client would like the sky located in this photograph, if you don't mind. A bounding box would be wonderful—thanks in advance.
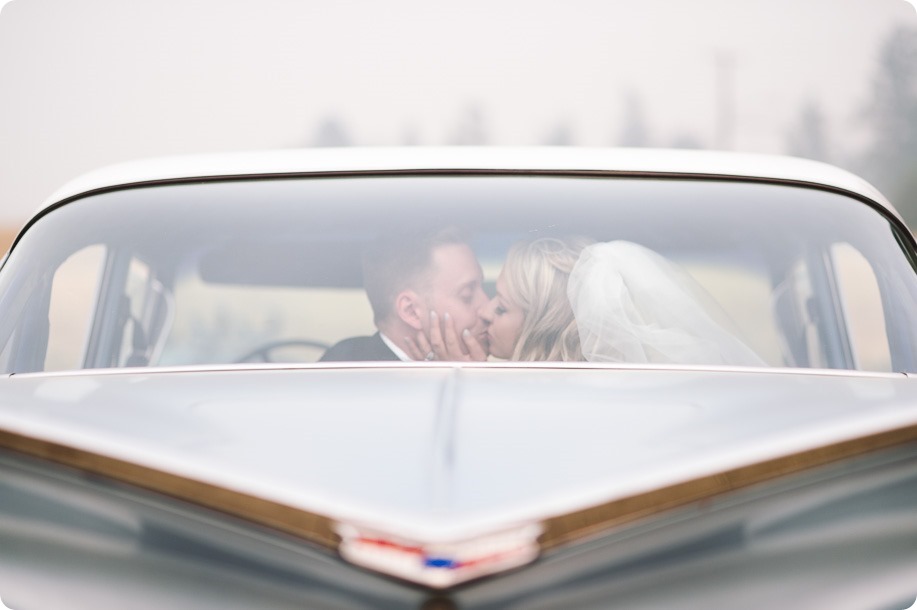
[0,0,914,223]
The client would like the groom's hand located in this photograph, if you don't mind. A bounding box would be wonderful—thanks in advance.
[405,310,487,362]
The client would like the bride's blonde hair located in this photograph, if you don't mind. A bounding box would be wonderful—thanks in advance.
[502,236,594,361]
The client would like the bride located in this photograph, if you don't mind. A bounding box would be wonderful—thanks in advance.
[568,241,764,366]
[408,238,763,366]
[481,236,593,361]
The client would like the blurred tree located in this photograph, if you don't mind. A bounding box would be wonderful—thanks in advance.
[449,105,488,145]
[401,124,421,146]
[786,101,830,163]
[310,116,353,147]
[617,92,650,147]
[543,121,576,146]
[670,132,704,149]
[861,26,917,226]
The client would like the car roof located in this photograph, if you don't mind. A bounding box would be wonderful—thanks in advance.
[42,147,898,219]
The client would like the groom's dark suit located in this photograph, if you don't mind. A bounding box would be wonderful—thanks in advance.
[319,332,400,362]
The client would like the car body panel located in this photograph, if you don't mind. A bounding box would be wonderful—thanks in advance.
[1,366,915,545]
[3,425,917,608]
[2,148,917,601]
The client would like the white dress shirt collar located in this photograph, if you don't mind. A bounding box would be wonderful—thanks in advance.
[379,332,412,362]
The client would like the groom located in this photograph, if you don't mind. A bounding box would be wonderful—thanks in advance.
[320,227,490,361]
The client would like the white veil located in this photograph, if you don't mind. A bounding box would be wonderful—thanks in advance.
[568,241,765,366]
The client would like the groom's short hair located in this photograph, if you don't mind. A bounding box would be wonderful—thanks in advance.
[362,226,466,325]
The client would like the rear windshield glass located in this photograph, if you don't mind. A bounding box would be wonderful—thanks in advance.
[1,175,915,372]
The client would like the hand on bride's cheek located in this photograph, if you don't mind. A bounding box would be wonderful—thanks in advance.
[478,274,525,360]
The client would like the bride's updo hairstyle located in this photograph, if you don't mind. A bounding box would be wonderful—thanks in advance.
[502,236,594,361]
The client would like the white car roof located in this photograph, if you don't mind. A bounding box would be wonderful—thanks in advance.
[42,147,898,219]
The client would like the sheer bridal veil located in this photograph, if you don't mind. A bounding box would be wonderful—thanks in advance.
[567,241,765,366]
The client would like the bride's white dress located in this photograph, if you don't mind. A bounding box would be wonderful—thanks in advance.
[568,241,765,366]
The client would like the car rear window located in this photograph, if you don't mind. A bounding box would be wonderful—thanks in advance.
[1,175,915,373]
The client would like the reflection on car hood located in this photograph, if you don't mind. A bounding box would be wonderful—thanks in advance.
[1,366,916,541]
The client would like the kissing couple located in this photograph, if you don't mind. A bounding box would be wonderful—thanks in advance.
[321,227,763,366]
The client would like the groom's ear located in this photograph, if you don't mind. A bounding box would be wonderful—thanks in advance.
[394,290,425,331]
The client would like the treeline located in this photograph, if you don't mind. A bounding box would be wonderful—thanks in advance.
[305,100,701,151]
[787,26,917,228]
[307,26,917,227]
[857,26,917,228]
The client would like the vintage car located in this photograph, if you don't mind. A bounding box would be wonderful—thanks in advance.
[0,148,915,609]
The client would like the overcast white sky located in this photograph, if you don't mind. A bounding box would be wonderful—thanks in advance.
[0,0,914,223]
